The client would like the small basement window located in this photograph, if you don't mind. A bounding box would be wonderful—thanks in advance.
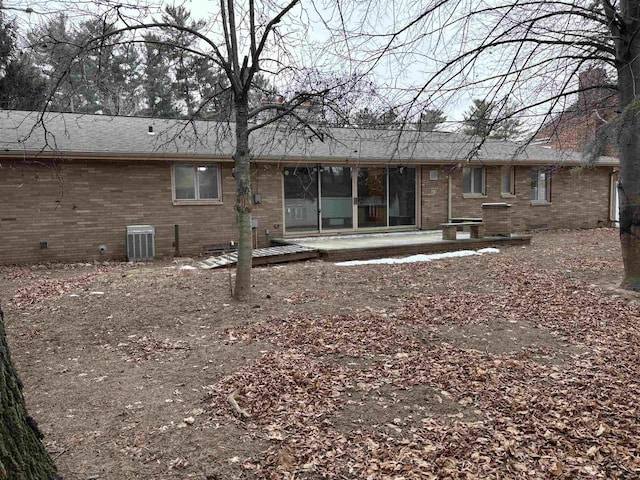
[173,164,221,202]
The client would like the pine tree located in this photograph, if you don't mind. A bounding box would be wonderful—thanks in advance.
[0,4,47,110]
[462,99,523,140]
[141,33,179,118]
[417,109,447,131]
[28,14,143,115]
[73,19,143,115]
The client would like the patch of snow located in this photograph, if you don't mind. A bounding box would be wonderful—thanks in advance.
[179,265,198,270]
[477,248,500,254]
[335,248,500,266]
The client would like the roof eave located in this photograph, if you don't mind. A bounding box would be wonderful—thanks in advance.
[1,150,619,167]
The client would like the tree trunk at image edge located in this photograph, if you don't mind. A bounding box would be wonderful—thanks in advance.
[233,99,253,300]
[616,34,640,291]
[0,306,61,479]
[617,130,640,291]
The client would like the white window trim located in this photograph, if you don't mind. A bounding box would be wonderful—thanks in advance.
[462,165,487,198]
[172,163,223,205]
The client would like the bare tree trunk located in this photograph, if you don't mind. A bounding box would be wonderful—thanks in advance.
[617,127,640,291]
[618,111,640,291]
[616,30,640,291]
[0,306,61,479]
[233,98,253,300]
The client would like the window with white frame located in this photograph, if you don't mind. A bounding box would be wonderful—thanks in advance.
[463,166,486,195]
[501,165,515,196]
[173,164,221,201]
[530,167,551,203]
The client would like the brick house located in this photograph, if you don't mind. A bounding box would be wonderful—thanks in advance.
[534,67,620,222]
[535,67,618,155]
[0,110,618,264]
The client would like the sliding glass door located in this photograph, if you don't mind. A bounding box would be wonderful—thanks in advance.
[283,167,319,232]
[357,167,387,228]
[283,165,416,233]
[388,167,416,226]
[321,167,353,229]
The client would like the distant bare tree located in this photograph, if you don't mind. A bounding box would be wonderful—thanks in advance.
[29,0,361,300]
[340,0,640,291]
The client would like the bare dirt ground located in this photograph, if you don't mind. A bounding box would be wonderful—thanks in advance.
[1,228,639,479]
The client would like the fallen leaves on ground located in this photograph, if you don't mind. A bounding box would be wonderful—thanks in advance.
[206,240,640,479]
[117,335,191,363]
[10,265,122,309]
[5,229,639,479]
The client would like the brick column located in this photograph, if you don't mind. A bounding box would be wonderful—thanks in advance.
[482,202,512,237]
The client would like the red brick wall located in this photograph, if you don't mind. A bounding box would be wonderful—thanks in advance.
[0,159,613,264]
[420,165,613,231]
[250,163,285,246]
[0,159,286,264]
[420,166,451,226]
[535,68,618,156]
[537,110,617,156]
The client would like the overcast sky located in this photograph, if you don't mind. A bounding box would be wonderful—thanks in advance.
[5,0,580,131]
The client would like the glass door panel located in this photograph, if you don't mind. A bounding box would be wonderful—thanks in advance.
[283,166,319,232]
[321,166,353,229]
[357,167,387,228]
[388,167,416,226]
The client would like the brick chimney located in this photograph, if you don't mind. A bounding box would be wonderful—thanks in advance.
[578,68,609,112]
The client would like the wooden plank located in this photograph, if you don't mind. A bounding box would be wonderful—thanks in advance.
[199,244,318,269]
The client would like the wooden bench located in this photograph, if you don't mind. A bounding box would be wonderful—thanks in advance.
[440,222,485,240]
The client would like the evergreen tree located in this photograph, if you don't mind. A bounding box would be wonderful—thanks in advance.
[378,107,400,127]
[29,14,143,115]
[190,54,233,120]
[462,99,493,137]
[0,56,48,111]
[140,6,232,120]
[160,5,202,117]
[73,19,143,115]
[0,4,47,110]
[353,107,379,127]
[462,99,523,140]
[417,109,447,131]
[141,33,178,117]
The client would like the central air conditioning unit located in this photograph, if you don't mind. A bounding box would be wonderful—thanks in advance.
[126,225,155,261]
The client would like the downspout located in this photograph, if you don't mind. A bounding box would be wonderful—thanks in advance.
[447,174,453,222]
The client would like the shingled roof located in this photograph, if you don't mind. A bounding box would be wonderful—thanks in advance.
[0,110,618,166]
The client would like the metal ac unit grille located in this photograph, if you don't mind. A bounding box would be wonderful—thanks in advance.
[126,225,155,261]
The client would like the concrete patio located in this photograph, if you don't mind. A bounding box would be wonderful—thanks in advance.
[273,230,531,262]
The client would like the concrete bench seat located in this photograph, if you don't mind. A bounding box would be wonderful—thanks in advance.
[440,222,485,240]
[449,217,482,224]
